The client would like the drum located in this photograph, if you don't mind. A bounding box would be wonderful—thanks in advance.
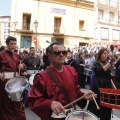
[5,76,29,101]
[29,74,35,86]
[84,68,92,76]
[65,110,99,120]
[100,88,120,109]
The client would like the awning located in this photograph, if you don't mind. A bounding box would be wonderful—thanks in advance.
[108,41,120,47]
[112,41,120,47]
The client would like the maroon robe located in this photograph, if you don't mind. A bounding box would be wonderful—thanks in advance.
[0,51,26,120]
[27,65,87,120]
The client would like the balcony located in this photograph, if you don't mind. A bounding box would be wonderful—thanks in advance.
[96,0,108,6]
[16,22,33,34]
[109,0,118,8]
[96,17,118,25]
[96,0,118,8]
[52,26,65,35]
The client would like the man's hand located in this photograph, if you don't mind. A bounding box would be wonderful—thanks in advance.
[51,101,65,115]
[84,90,97,101]
[23,72,28,76]
[19,64,23,70]
[0,73,5,81]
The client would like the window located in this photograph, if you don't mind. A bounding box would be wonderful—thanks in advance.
[101,28,109,39]
[4,29,7,34]
[51,37,64,44]
[4,23,7,27]
[98,9,104,20]
[20,36,31,48]
[22,14,31,30]
[4,35,7,40]
[109,12,114,21]
[8,29,10,34]
[54,18,61,33]
[79,20,85,30]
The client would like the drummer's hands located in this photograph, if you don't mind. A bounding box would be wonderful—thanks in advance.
[23,72,28,76]
[51,101,65,115]
[19,64,23,70]
[0,73,5,81]
[84,90,97,101]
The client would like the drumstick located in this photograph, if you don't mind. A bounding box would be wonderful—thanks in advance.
[92,94,100,110]
[64,91,93,109]
[111,79,116,89]
[19,60,21,75]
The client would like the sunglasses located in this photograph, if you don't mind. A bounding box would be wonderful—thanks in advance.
[52,51,67,56]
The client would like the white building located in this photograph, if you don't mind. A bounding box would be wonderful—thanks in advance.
[0,16,11,46]
[94,0,120,46]
[10,0,94,49]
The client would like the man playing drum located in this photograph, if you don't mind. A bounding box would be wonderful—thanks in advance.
[27,42,96,120]
[22,47,44,85]
[0,36,26,120]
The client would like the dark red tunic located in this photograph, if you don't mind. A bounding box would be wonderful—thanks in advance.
[27,65,87,120]
[0,51,26,120]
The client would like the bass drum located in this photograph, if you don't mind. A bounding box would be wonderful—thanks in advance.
[65,110,100,120]
[29,74,35,86]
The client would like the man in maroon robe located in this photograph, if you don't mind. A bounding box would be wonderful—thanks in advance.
[27,42,95,120]
[0,36,26,120]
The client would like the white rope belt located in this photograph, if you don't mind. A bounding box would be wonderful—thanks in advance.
[4,72,19,79]
[27,70,40,74]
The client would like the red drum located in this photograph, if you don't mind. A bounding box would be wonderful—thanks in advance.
[100,88,120,109]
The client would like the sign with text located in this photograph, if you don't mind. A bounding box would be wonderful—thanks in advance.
[50,7,67,15]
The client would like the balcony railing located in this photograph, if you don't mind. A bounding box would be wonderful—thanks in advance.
[22,23,31,30]
[109,1,118,7]
[97,0,107,5]
[15,22,33,33]
[96,0,118,7]
[96,18,118,25]
[53,26,65,35]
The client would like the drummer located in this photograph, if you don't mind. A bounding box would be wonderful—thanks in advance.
[88,48,114,120]
[27,42,96,120]
[22,47,44,79]
[0,36,26,120]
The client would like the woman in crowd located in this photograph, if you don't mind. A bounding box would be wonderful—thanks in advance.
[75,52,86,88]
[65,51,77,70]
[88,48,112,120]
[115,56,120,88]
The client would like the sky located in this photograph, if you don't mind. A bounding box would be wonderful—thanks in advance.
[0,0,12,16]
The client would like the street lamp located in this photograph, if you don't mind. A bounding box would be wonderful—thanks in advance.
[34,20,38,48]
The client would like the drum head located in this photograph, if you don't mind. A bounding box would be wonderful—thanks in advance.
[29,74,35,85]
[65,110,99,120]
[5,76,28,93]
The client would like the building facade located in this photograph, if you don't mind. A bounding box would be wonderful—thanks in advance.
[0,16,11,46]
[94,0,120,46]
[10,0,94,49]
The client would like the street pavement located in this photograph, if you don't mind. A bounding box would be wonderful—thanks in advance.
[25,85,120,120]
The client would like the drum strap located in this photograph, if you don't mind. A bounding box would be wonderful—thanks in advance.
[46,69,71,103]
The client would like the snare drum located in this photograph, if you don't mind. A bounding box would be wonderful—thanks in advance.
[5,76,29,101]
[100,88,120,109]
[65,110,99,120]
[84,68,92,76]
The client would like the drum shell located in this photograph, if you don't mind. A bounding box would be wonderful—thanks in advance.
[6,90,24,101]
[29,74,36,86]
[100,88,120,110]
[5,76,29,101]
[84,68,92,76]
[65,110,99,120]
